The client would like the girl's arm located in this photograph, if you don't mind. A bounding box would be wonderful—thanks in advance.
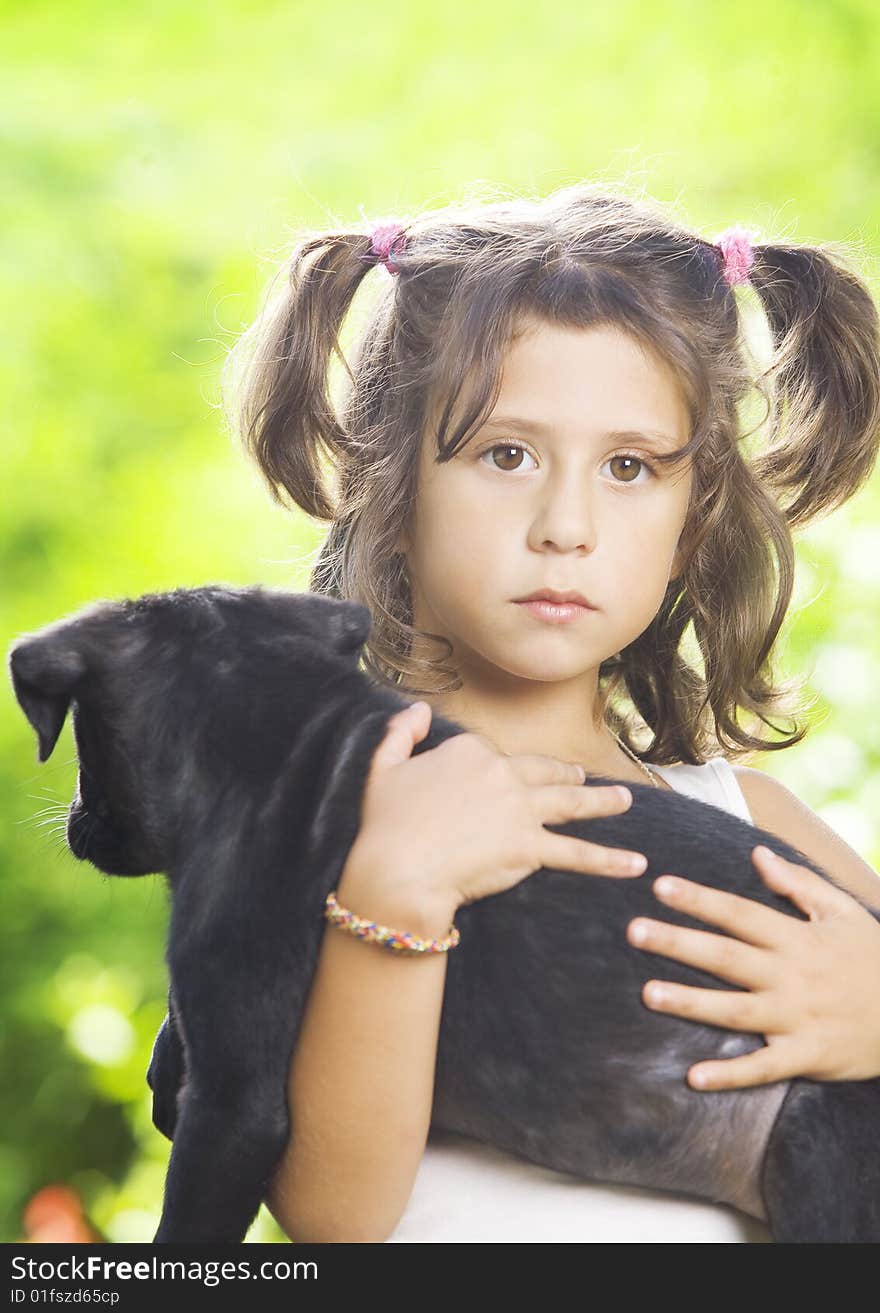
[263,841,459,1244]
[733,766,880,912]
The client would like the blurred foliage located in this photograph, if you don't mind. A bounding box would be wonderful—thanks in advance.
[2,0,879,1244]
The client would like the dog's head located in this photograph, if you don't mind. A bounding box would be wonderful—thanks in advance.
[8,585,372,877]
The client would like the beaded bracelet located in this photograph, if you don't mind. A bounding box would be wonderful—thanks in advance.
[323,890,461,956]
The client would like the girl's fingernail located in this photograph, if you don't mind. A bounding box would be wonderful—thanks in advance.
[757,845,783,864]
[655,877,678,897]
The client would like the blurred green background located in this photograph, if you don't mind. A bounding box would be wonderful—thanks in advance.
[2,0,879,1243]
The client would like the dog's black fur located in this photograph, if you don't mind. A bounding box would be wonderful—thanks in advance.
[8,584,880,1243]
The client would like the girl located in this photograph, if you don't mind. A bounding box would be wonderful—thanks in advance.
[222,183,880,1242]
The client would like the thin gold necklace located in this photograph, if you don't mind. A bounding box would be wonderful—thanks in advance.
[611,730,661,788]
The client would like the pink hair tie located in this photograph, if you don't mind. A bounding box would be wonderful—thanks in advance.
[714,224,757,286]
[359,220,408,275]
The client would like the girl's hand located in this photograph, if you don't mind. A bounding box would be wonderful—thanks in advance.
[351,701,648,921]
[626,845,880,1090]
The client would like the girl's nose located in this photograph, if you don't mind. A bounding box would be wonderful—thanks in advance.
[530,480,599,553]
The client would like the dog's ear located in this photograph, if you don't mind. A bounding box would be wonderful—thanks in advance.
[327,601,372,657]
[7,636,86,763]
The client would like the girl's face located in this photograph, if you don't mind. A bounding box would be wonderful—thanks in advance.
[403,319,693,693]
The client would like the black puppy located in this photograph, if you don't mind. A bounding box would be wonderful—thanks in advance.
[8,584,880,1243]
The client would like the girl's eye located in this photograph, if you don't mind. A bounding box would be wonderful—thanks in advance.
[478,443,538,473]
[478,443,656,484]
[603,453,656,485]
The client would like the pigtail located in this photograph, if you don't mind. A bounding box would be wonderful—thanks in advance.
[221,230,385,520]
[747,242,880,529]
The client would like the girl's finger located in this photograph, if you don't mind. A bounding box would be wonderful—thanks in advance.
[642,979,770,1034]
[543,831,648,879]
[686,1039,803,1092]
[369,702,432,771]
[539,783,632,825]
[627,917,773,989]
[752,846,855,920]
[649,874,794,949]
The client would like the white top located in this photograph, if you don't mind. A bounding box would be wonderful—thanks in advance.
[387,757,773,1243]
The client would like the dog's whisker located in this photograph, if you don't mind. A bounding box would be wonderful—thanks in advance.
[32,819,67,835]
[29,821,59,846]
[16,813,65,828]
[25,806,67,819]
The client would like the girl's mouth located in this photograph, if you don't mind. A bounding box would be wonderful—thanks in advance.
[514,599,594,624]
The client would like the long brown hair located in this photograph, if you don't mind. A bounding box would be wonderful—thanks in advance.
[220,183,880,765]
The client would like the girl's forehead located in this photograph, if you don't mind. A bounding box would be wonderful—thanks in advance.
[500,320,679,384]
[500,342,686,431]
[422,317,692,456]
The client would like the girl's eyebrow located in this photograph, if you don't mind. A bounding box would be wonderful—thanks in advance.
[481,414,682,450]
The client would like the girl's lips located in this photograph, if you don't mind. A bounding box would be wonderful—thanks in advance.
[514,599,594,624]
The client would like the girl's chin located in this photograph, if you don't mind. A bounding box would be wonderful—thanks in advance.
[487,648,600,683]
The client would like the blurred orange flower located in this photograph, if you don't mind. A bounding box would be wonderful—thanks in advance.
[20,1184,104,1243]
